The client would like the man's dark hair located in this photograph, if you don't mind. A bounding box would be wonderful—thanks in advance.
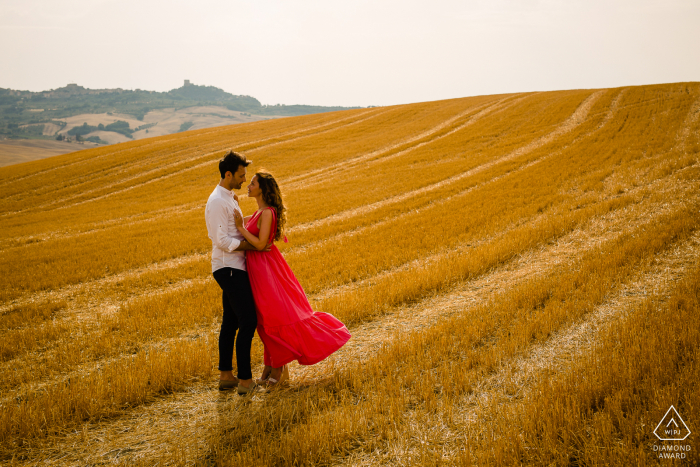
[219,150,252,178]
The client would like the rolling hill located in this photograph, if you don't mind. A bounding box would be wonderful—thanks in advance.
[1,83,699,465]
[0,81,361,166]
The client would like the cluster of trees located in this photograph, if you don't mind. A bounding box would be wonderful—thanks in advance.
[55,133,108,144]
[85,135,109,144]
[178,121,194,132]
[4,123,45,138]
[66,121,134,139]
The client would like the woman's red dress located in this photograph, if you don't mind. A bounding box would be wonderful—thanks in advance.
[245,207,351,367]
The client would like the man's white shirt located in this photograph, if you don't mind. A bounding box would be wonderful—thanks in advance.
[205,185,246,272]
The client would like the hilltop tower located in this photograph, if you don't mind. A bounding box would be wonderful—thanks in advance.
[184,80,191,86]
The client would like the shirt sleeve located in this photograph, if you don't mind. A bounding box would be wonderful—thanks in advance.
[208,199,241,252]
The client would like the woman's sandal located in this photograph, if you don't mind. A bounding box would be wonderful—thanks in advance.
[267,365,289,387]
[255,365,272,385]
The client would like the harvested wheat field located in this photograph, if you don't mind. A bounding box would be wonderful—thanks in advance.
[1,83,699,466]
[0,139,100,168]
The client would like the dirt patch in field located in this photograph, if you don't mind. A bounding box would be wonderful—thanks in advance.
[48,108,278,145]
[81,130,131,144]
[136,106,276,138]
[40,123,63,136]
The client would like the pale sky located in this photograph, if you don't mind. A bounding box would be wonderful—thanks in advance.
[1,0,699,107]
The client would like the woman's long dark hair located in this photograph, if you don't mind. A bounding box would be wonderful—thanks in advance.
[255,170,286,242]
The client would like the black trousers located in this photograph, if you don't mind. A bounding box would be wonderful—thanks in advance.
[212,267,257,380]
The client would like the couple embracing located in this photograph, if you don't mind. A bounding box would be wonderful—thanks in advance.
[205,150,351,395]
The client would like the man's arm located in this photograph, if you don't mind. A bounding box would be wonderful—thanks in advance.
[234,240,272,251]
[234,240,255,251]
[208,198,242,252]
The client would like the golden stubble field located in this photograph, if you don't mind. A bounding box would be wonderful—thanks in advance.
[0,139,102,168]
[1,83,699,466]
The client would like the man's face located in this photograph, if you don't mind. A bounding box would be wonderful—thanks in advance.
[231,165,247,190]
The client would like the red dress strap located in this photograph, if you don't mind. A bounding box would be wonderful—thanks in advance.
[265,207,277,243]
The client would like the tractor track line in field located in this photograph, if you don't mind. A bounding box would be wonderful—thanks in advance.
[306,164,696,308]
[0,108,378,192]
[0,131,207,192]
[0,252,209,315]
[678,95,700,147]
[0,144,154,189]
[36,109,392,213]
[290,91,602,235]
[0,201,204,252]
[239,108,392,152]
[281,96,513,187]
[287,91,606,260]
[49,104,511,213]
[0,109,386,215]
[0,275,215,401]
[90,108,388,185]
[284,94,536,191]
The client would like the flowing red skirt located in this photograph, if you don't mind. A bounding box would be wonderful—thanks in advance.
[245,210,350,367]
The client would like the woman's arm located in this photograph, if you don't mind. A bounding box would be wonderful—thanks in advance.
[233,209,273,251]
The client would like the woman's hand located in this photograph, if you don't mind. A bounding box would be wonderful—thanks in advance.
[233,210,245,232]
[234,209,269,250]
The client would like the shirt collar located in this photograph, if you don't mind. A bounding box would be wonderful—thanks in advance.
[216,184,235,199]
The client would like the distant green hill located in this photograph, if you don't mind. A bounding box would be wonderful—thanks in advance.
[0,82,360,140]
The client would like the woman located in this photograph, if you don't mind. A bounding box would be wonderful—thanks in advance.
[233,170,351,385]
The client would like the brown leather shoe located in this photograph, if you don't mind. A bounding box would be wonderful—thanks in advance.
[218,378,239,391]
[237,381,266,396]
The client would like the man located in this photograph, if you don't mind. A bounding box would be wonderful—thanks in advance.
[205,150,265,395]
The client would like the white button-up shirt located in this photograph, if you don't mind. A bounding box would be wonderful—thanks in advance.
[205,185,246,272]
